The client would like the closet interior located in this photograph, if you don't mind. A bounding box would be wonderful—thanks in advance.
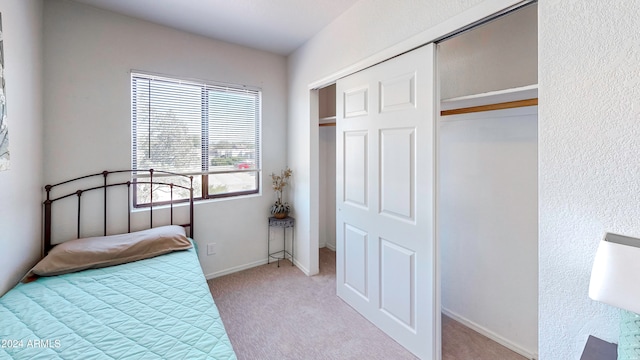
[438,3,538,358]
[319,84,336,250]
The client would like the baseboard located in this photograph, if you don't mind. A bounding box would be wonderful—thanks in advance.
[205,244,337,279]
[294,258,310,275]
[441,307,538,360]
[205,256,308,279]
[205,259,267,279]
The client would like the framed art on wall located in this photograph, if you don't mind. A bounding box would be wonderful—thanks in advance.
[0,13,9,172]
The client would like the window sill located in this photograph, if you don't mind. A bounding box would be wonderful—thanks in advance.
[130,191,263,213]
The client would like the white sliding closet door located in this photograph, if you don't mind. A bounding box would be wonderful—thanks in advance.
[336,43,437,359]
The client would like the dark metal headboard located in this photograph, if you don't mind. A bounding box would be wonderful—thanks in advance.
[43,169,194,254]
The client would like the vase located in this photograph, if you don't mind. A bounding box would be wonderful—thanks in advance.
[274,212,288,219]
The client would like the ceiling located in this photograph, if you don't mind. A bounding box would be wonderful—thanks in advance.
[73,0,360,55]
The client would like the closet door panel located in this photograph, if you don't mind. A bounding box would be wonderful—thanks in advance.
[344,87,369,118]
[343,131,368,208]
[336,43,436,360]
[343,223,369,299]
[379,127,415,221]
[380,237,416,329]
[380,73,416,113]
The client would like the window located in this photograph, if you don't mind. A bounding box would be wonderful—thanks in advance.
[131,72,261,206]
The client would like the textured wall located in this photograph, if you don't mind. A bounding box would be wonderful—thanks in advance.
[539,1,640,358]
[0,0,44,296]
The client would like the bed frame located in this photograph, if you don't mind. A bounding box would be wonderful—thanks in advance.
[43,169,194,254]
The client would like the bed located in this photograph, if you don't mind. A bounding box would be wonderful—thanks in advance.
[0,169,236,359]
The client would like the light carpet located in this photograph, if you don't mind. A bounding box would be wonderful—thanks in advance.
[208,247,526,360]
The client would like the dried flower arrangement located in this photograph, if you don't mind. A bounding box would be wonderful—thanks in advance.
[270,167,292,218]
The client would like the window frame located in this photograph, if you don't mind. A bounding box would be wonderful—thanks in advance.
[131,72,262,208]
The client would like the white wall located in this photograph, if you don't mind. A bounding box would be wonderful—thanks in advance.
[539,1,640,359]
[439,108,538,357]
[438,3,537,99]
[0,0,43,296]
[287,0,484,275]
[43,0,288,278]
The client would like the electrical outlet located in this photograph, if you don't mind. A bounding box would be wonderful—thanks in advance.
[207,243,217,256]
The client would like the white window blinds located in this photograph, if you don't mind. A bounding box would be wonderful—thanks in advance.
[131,72,261,205]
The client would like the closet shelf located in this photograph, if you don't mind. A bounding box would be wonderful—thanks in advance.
[319,116,336,127]
[441,84,538,116]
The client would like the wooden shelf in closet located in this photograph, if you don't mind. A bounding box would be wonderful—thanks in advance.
[441,84,538,116]
[319,116,336,127]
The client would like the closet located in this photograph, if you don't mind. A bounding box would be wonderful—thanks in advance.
[315,3,537,358]
[319,84,336,250]
[438,3,538,358]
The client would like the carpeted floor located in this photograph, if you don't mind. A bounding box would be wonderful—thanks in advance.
[442,316,527,360]
[208,247,526,360]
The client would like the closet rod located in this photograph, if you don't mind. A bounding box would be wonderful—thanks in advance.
[440,98,537,116]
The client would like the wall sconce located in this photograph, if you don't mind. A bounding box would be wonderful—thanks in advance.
[589,232,640,360]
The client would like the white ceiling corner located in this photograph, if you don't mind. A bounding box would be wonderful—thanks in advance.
[72,0,360,55]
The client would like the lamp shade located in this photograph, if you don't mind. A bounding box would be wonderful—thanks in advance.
[589,233,640,315]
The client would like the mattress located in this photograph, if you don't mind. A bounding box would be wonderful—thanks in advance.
[0,245,236,359]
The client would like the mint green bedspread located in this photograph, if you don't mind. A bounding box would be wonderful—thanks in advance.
[0,245,236,359]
